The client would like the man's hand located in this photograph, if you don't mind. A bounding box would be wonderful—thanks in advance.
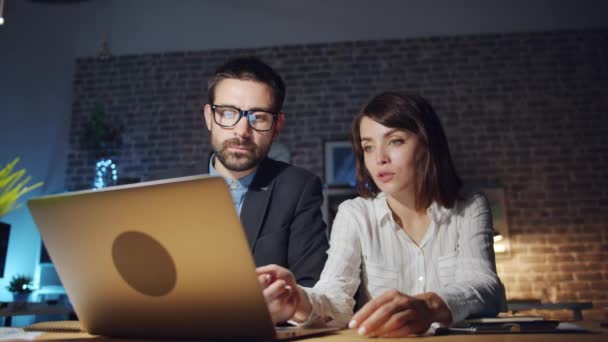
[348,290,450,337]
[256,264,309,324]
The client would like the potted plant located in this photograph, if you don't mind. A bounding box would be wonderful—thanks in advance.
[83,102,123,158]
[82,103,124,188]
[0,157,43,277]
[6,274,34,305]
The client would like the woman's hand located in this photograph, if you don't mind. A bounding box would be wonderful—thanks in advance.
[256,264,312,324]
[348,290,451,337]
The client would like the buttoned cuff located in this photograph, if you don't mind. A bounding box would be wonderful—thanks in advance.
[287,287,325,328]
[434,288,467,323]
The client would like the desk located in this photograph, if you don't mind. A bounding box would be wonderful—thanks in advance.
[1,320,604,341]
[0,302,74,327]
[304,323,606,342]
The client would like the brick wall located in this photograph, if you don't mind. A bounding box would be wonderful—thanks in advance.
[67,29,608,320]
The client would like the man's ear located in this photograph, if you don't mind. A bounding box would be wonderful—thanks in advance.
[203,104,213,131]
[272,112,286,139]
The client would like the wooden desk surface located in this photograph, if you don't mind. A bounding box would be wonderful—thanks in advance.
[304,323,607,342]
[304,321,607,342]
[4,321,605,342]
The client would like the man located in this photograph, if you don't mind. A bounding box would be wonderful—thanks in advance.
[203,56,328,287]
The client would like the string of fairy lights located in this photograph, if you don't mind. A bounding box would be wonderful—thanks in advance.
[93,158,118,189]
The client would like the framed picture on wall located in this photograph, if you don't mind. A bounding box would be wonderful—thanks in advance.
[322,187,359,236]
[324,140,356,187]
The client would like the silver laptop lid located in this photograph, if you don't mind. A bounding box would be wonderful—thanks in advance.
[28,175,275,341]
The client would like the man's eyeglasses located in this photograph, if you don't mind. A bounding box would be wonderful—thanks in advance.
[210,104,278,132]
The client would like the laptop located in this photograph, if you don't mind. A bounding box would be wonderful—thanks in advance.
[28,175,337,341]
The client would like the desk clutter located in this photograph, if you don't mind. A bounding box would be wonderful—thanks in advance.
[24,320,83,333]
[436,315,596,335]
[0,300,75,327]
[507,299,594,321]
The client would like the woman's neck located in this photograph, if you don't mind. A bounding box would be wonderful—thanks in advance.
[386,192,430,245]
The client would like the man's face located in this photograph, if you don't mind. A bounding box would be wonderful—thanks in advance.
[204,79,284,173]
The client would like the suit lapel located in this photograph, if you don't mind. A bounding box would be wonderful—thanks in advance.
[240,159,276,251]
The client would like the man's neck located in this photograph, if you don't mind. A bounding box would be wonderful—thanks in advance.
[213,157,258,181]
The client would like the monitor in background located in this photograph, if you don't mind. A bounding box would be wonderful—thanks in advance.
[0,221,9,277]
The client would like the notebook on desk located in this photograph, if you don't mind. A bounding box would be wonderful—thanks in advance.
[27,175,336,341]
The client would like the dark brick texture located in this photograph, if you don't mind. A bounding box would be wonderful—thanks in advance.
[67,29,608,320]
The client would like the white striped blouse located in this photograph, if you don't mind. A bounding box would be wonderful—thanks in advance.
[302,190,507,328]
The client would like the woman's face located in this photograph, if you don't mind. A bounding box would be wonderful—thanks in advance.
[359,116,421,198]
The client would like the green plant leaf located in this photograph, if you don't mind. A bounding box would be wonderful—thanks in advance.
[0,157,44,219]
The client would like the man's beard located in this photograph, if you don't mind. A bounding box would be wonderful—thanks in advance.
[213,137,270,172]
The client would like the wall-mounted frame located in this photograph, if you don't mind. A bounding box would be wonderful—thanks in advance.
[322,187,359,237]
[324,140,356,187]
[481,187,511,258]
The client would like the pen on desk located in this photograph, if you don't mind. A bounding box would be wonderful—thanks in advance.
[434,327,477,335]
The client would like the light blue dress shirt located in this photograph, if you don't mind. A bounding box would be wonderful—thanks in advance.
[209,155,256,215]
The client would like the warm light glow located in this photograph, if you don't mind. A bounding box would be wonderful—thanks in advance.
[493,233,507,253]
[0,0,4,26]
[494,244,507,253]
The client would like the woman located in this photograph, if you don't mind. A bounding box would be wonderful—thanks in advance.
[257,92,506,337]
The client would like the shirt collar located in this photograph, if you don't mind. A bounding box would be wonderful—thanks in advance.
[373,192,452,228]
[373,193,393,226]
[426,201,452,224]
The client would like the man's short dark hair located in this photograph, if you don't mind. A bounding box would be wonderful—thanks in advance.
[208,56,286,113]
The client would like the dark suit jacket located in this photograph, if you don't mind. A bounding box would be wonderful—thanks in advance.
[206,157,329,287]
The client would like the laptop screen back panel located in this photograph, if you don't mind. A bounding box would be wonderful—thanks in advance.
[28,176,275,341]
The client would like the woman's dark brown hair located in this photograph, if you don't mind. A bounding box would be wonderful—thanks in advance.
[351,91,462,210]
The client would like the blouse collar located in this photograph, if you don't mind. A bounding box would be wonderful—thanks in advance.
[373,192,453,228]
